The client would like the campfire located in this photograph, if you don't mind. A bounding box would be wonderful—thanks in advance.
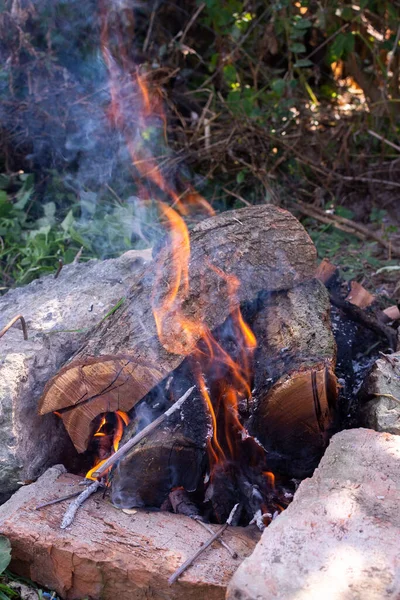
[38,201,338,530]
[35,4,338,537]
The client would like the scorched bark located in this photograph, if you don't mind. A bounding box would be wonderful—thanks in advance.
[39,205,317,452]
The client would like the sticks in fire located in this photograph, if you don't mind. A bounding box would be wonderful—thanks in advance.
[92,386,195,479]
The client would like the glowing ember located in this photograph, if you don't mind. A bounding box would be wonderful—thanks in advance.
[86,411,130,481]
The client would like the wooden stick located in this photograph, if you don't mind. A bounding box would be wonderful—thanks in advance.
[92,386,195,478]
[192,517,238,559]
[54,259,63,279]
[0,314,28,340]
[295,201,400,258]
[73,246,83,264]
[168,503,239,585]
[35,490,81,510]
[60,480,103,529]
[367,129,400,153]
[330,295,397,350]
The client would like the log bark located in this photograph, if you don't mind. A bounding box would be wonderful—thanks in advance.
[39,205,317,452]
[247,279,338,478]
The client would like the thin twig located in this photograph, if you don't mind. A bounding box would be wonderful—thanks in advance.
[179,2,206,45]
[35,490,81,510]
[330,295,397,350]
[54,259,63,279]
[192,517,238,559]
[367,129,400,153]
[169,503,239,585]
[92,386,195,478]
[372,393,400,405]
[294,201,400,258]
[143,4,157,53]
[387,24,400,73]
[0,314,28,340]
[60,480,103,529]
[73,246,83,264]
[304,23,349,61]
[222,187,251,207]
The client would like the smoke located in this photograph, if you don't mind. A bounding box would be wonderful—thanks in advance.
[0,0,167,257]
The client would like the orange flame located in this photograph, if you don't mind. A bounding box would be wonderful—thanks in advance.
[96,3,265,489]
[86,411,130,481]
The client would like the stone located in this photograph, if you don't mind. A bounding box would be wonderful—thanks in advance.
[0,466,258,600]
[227,428,400,600]
[360,352,400,435]
[0,250,151,501]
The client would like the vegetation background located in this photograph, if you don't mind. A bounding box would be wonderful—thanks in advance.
[0,0,399,297]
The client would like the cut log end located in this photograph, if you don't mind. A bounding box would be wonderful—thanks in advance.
[249,364,338,478]
[39,357,166,453]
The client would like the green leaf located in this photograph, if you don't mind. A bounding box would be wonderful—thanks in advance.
[236,170,246,184]
[335,206,354,219]
[0,535,11,574]
[61,209,75,232]
[293,18,312,29]
[289,43,306,53]
[271,78,286,96]
[223,64,237,85]
[329,32,355,63]
[294,58,313,68]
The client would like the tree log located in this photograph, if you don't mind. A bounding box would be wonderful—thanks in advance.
[38,205,317,452]
[247,279,338,478]
[110,368,210,509]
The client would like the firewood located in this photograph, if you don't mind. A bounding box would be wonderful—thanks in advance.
[248,279,338,478]
[93,386,196,480]
[110,384,210,508]
[39,205,317,452]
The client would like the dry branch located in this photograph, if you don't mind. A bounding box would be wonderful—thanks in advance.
[330,295,397,350]
[168,503,239,585]
[35,490,81,510]
[0,314,28,341]
[294,201,400,258]
[60,480,103,529]
[193,517,238,559]
[92,386,195,478]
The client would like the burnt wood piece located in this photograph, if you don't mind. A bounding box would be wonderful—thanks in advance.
[39,205,317,452]
[169,488,201,518]
[111,380,210,509]
[248,279,338,478]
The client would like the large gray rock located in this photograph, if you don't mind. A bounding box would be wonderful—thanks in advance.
[227,428,400,600]
[0,250,151,501]
[361,352,400,435]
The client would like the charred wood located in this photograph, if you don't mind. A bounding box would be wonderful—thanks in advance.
[38,205,317,452]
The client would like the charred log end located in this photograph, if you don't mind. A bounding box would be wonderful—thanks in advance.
[110,429,206,509]
[38,357,165,453]
[250,364,338,479]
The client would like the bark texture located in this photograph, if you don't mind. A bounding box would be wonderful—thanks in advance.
[248,279,337,477]
[39,205,317,452]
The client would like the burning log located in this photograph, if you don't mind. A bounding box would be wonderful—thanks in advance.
[110,382,209,508]
[248,279,338,478]
[39,205,317,453]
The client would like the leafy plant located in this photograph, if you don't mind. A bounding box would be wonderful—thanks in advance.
[0,537,11,575]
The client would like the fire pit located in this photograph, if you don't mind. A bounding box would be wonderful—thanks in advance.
[37,204,337,530]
